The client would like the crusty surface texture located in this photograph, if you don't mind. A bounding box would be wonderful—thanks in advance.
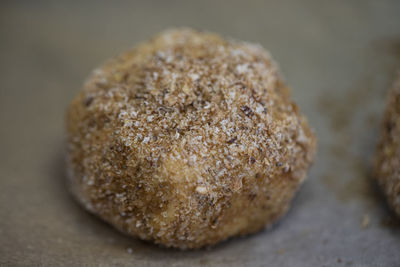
[375,74,400,217]
[65,28,316,249]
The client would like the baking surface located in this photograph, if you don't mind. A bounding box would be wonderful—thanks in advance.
[1,1,400,266]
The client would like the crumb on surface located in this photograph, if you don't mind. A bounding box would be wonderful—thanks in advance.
[361,214,370,229]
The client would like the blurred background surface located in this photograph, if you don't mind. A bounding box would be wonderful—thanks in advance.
[1,1,400,266]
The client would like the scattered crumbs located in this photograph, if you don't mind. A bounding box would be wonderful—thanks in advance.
[361,214,370,229]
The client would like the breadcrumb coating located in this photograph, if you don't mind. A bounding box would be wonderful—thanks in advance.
[65,28,316,249]
[375,74,400,217]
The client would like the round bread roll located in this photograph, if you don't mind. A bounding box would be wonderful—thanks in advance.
[66,29,316,249]
[375,75,400,216]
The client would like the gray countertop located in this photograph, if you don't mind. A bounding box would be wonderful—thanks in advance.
[1,1,400,266]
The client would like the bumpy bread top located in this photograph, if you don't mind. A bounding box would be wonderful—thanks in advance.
[66,29,316,246]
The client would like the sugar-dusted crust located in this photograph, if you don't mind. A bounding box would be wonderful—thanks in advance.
[375,74,400,217]
[65,28,316,249]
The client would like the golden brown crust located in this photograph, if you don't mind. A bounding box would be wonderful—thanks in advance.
[375,74,400,217]
[65,28,316,249]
